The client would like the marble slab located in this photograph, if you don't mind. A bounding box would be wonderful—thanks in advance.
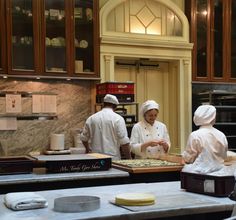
[0,79,92,156]
[0,168,129,185]
[0,181,234,220]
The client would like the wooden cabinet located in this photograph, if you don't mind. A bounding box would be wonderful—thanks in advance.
[2,0,99,78]
[185,0,236,82]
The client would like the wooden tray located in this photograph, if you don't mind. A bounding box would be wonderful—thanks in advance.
[0,156,34,175]
[112,155,184,174]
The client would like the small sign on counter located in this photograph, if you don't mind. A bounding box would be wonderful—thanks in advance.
[32,153,111,173]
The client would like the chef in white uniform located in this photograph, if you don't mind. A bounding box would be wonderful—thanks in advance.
[183,104,228,164]
[80,94,130,160]
[130,100,171,159]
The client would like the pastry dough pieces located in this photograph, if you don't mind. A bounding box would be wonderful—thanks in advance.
[115,193,155,206]
[113,159,180,167]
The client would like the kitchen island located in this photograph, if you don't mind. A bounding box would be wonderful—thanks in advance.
[0,168,130,194]
[0,156,183,193]
[0,181,234,220]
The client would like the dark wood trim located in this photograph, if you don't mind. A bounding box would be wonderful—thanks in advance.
[65,0,71,75]
[185,0,197,81]
[93,0,100,78]
[191,0,197,81]
[225,0,232,80]
[6,0,12,74]
[224,0,228,79]
[0,1,6,73]
[34,0,41,75]
[227,0,236,81]
[69,0,74,76]
[208,0,213,80]
[40,0,46,74]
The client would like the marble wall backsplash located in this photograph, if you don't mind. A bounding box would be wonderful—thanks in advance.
[0,78,93,156]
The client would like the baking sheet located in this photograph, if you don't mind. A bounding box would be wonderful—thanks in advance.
[112,156,183,173]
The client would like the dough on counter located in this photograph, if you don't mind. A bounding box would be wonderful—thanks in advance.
[113,159,180,167]
[115,193,155,206]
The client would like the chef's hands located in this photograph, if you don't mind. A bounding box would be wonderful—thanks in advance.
[120,143,132,159]
[141,139,169,153]
[158,140,169,153]
[82,141,92,153]
[86,148,92,153]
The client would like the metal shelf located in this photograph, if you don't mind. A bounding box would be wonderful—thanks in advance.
[0,114,58,120]
[0,91,57,97]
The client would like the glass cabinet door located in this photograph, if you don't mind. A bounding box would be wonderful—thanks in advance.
[212,0,223,78]
[0,1,5,73]
[73,0,95,74]
[231,0,236,78]
[196,0,208,78]
[187,0,236,82]
[43,0,68,74]
[7,0,38,73]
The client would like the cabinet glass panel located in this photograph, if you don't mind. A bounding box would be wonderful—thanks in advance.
[0,27,2,70]
[74,0,94,73]
[213,0,223,78]
[231,0,236,78]
[196,0,207,77]
[11,0,34,70]
[45,0,66,73]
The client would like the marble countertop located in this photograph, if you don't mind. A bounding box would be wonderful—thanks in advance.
[0,168,129,185]
[0,181,234,220]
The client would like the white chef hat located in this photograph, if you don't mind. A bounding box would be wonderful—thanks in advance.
[193,104,216,126]
[103,94,119,105]
[140,100,159,116]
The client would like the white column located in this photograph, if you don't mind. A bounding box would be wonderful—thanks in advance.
[103,55,115,82]
[179,59,192,153]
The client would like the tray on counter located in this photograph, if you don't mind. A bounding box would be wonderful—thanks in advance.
[32,153,112,173]
[0,156,34,175]
[112,155,184,174]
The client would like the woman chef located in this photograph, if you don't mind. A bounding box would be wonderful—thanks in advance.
[130,100,171,159]
[183,104,228,164]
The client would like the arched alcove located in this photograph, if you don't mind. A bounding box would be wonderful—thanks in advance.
[99,0,193,153]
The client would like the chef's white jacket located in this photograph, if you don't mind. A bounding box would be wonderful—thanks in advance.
[130,120,171,159]
[80,108,129,160]
[183,125,228,164]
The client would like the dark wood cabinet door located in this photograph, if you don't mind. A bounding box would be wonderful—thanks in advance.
[0,1,6,74]
[186,0,236,82]
[6,0,40,75]
[70,0,99,78]
[41,0,99,78]
[230,0,236,79]
[41,0,70,76]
